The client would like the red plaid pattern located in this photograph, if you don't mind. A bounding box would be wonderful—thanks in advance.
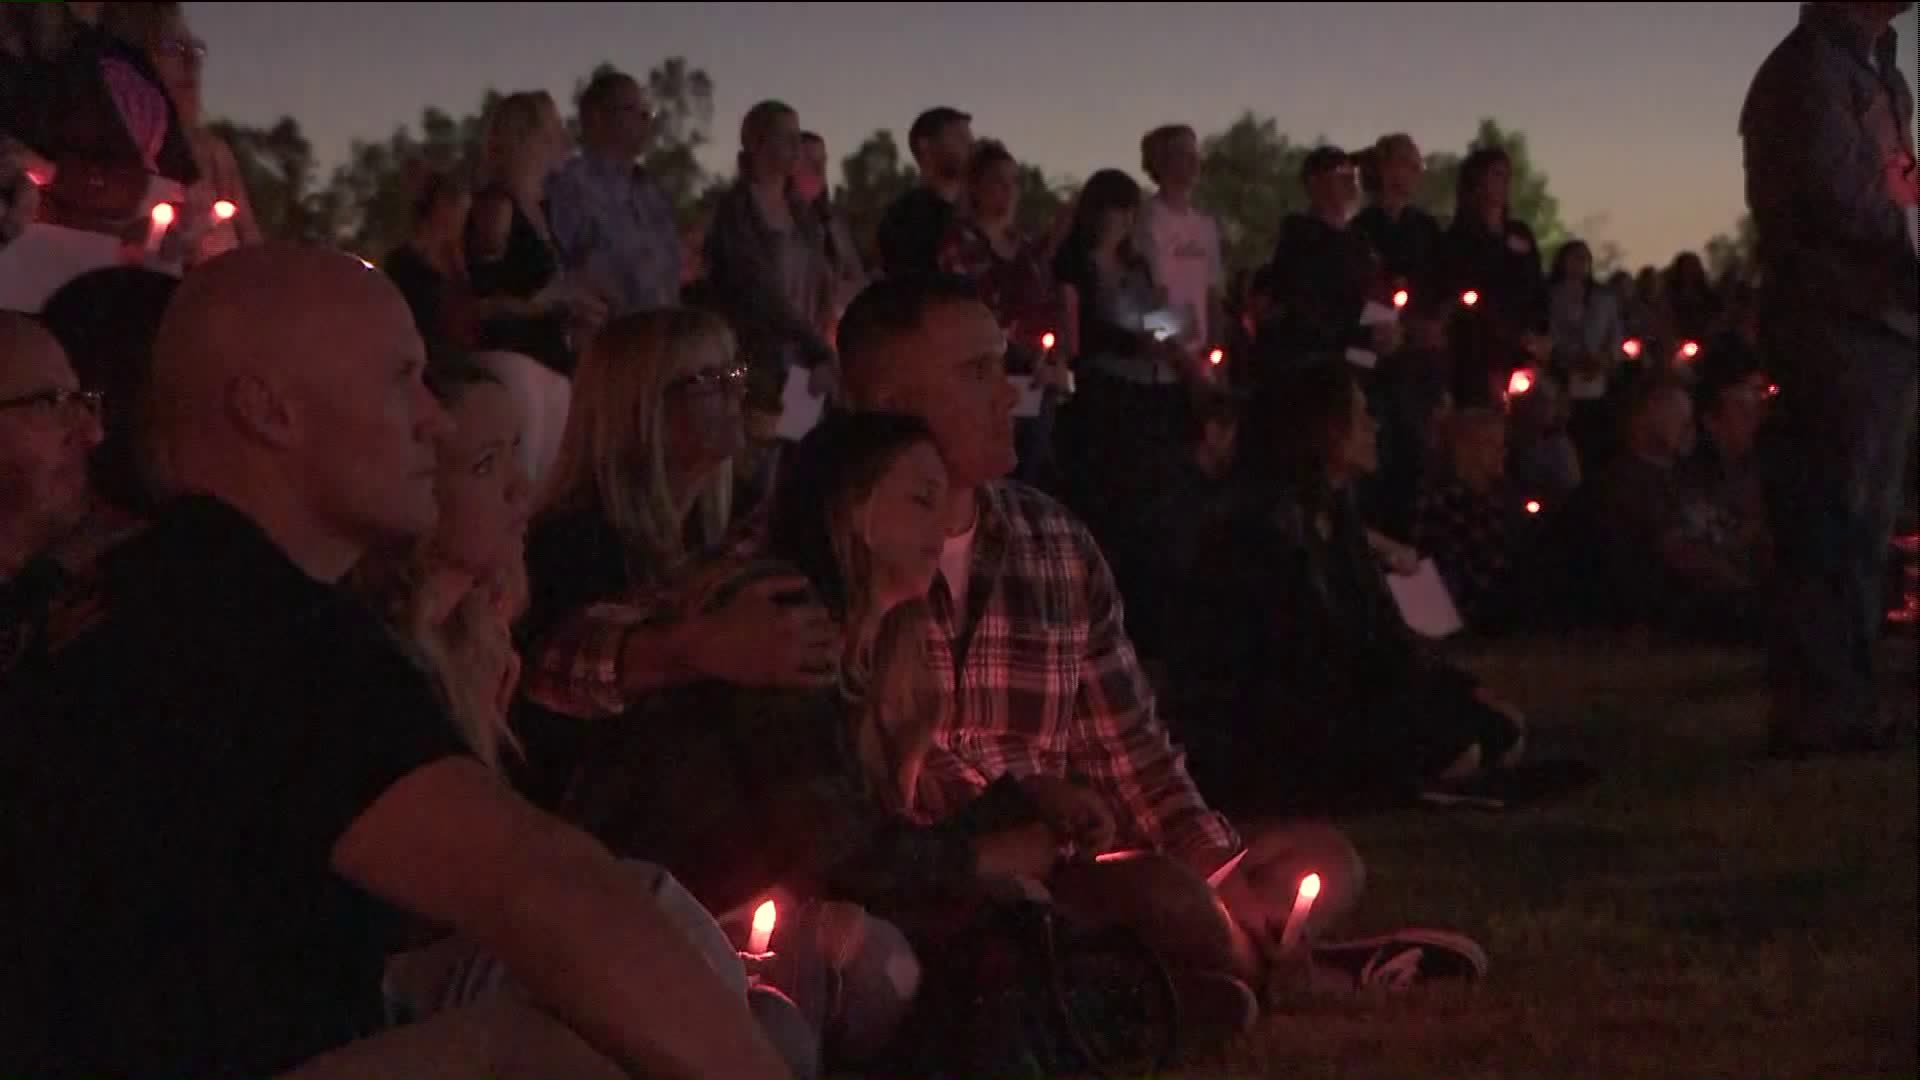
[912,483,1240,859]
[520,510,767,719]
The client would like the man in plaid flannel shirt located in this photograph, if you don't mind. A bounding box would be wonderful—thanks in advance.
[831,275,1493,1004]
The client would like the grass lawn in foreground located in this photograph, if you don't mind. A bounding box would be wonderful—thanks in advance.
[1185,634,1917,1080]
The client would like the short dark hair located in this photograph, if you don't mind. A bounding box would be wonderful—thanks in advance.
[967,139,1015,183]
[1139,124,1196,184]
[1300,145,1351,184]
[577,69,638,125]
[37,266,181,515]
[1456,146,1512,217]
[836,274,981,403]
[908,106,970,154]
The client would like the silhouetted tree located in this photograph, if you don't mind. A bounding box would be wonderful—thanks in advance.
[834,129,916,268]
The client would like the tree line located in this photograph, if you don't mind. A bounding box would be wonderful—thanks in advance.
[210,56,1753,281]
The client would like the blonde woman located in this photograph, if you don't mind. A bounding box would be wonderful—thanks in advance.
[466,91,603,381]
[562,411,1069,1069]
[517,308,841,796]
[350,353,531,772]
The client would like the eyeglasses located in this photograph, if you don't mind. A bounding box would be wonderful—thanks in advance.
[667,364,747,396]
[0,387,103,417]
[155,37,208,64]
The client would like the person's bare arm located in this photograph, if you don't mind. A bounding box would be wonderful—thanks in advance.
[331,759,791,1080]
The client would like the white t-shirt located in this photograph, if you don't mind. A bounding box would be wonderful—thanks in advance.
[1138,193,1225,353]
[938,519,977,614]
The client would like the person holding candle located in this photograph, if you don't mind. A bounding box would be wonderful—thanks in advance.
[560,410,1075,1069]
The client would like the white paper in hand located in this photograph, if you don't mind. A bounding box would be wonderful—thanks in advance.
[1359,300,1399,327]
[1387,558,1465,639]
[777,366,826,441]
[1006,375,1045,419]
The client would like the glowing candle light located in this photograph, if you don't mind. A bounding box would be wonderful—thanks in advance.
[212,199,237,221]
[1507,368,1534,396]
[1209,347,1225,366]
[1767,383,1780,397]
[747,899,777,955]
[1679,340,1700,360]
[1461,289,1480,308]
[1279,873,1322,950]
[1621,338,1643,359]
[1040,331,1057,351]
[1525,499,1542,515]
[1392,288,1410,309]
[150,202,176,227]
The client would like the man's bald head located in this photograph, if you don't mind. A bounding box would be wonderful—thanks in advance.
[145,245,450,580]
[2,312,101,578]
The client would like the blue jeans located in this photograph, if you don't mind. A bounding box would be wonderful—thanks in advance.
[383,863,822,1079]
[1760,312,1918,736]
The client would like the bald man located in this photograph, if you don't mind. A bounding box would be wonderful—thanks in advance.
[0,246,792,1080]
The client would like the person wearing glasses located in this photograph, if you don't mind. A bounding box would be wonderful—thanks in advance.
[516,309,843,806]
[115,2,260,265]
[0,313,105,684]
[547,68,681,321]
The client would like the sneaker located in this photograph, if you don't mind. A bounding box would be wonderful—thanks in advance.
[1308,929,1488,993]
[1166,969,1259,1053]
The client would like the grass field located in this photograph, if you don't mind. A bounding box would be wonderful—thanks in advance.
[1188,634,1918,1080]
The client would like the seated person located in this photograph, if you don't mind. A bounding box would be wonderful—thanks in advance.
[1171,361,1527,814]
[564,411,1076,1067]
[516,307,838,803]
[1681,361,1771,585]
[1,312,111,683]
[1414,407,1525,632]
[1132,387,1242,668]
[1,247,793,1080]
[1506,372,1582,506]
[833,275,1489,1025]
[1593,375,1763,640]
[348,353,817,1075]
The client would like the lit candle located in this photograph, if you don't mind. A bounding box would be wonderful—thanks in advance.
[1621,338,1643,359]
[1208,347,1225,366]
[212,199,237,222]
[747,899,777,955]
[1392,288,1410,310]
[1041,331,1057,351]
[1525,499,1542,515]
[1507,368,1534,396]
[1679,340,1700,360]
[1279,873,1321,950]
[1460,289,1480,308]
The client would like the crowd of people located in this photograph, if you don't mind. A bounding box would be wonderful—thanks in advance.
[2,1,1915,1078]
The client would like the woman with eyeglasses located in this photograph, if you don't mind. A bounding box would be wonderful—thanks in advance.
[515,309,842,806]
[104,2,260,266]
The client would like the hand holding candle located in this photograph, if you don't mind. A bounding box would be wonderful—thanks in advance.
[1278,872,1322,950]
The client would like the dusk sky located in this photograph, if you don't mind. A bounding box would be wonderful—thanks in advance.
[188,2,1919,269]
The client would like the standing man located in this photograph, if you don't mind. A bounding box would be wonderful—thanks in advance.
[548,69,682,318]
[1136,124,1227,382]
[1741,1,1917,756]
[876,107,972,279]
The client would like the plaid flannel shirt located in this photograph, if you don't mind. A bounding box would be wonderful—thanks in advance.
[911,482,1239,860]
[520,508,766,720]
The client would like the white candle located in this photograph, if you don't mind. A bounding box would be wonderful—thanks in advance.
[1278,872,1322,950]
[747,899,777,955]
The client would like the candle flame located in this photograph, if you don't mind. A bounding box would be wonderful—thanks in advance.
[1209,347,1225,366]
[1392,289,1410,309]
[1679,340,1700,360]
[150,202,176,227]
[1461,289,1480,308]
[1621,338,1642,359]
[748,899,777,953]
[212,199,237,221]
[1507,369,1535,396]
[1526,499,1542,515]
[1299,872,1322,900]
[1041,331,1057,351]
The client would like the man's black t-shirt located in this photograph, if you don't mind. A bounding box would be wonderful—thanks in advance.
[0,496,467,1079]
[876,185,956,279]
[1351,204,1445,315]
